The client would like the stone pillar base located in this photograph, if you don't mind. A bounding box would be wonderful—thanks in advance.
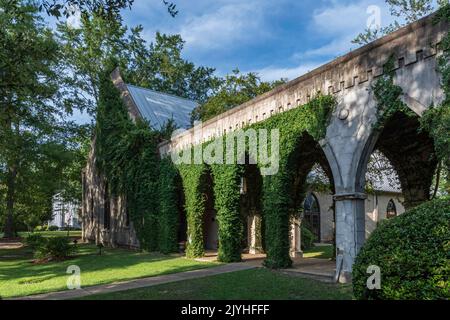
[249,247,264,255]
[290,250,303,258]
[338,271,352,283]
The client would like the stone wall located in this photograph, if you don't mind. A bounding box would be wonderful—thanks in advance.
[81,139,139,248]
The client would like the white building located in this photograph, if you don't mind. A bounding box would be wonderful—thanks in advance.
[49,193,81,229]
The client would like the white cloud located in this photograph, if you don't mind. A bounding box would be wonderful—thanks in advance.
[297,34,356,59]
[293,0,395,60]
[252,0,395,82]
[253,62,324,82]
[311,0,382,35]
[178,2,268,50]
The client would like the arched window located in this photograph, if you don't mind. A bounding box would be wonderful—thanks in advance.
[303,193,321,242]
[386,199,397,219]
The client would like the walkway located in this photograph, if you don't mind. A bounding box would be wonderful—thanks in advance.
[282,257,336,283]
[197,251,336,282]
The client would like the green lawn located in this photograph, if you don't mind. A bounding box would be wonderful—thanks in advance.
[81,268,353,300]
[0,243,218,298]
[303,245,334,259]
[0,230,82,238]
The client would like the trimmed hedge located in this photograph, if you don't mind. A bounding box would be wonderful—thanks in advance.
[352,198,450,300]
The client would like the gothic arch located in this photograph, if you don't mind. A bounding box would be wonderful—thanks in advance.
[355,111,437,209]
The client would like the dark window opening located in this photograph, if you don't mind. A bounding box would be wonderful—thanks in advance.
[386,199,397,219]
[125,201,130,227]
[104,183,110,229]
[90,197,94,222]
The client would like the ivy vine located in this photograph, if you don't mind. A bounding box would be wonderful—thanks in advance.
[174,95,335,266]
[96,68,169,252]
[420,5,450,194]
[372,55,415,131]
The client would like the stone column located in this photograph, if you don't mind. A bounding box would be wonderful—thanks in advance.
[289,216,302,258]
[333,192,366,283]
[248,214,263,254]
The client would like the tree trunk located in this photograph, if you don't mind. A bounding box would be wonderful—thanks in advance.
[4,164,17,238]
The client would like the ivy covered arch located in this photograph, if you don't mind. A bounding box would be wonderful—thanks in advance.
[240,155,264,253]
[354,57,439,210]
[173,95,337,266]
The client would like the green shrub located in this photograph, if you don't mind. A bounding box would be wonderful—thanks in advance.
[301,223,315,250]
[25,233,45,251]
[35,237,77,261]
[352,198,450,300]
[47,225,59,231]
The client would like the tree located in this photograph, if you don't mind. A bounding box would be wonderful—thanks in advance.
[191,69,286,123]
[38,0,178,19]
[124,32,221,104]
[352,0,447,45]
[58,17,221,116]
[57,12,132,115]
[0,0,71,237]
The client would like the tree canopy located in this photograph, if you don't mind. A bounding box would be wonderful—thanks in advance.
[353,0,447,45]
[0,0,86,235]
[191,69,286,123]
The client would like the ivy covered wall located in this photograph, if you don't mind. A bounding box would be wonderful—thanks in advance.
[173,95,336,266]
[95,68,176,253]
[92,7,449,270]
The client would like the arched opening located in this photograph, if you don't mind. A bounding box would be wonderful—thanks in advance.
[358,112,437,209]
[364,150,404,235]
[303,192,320,242]
[342,110,438,274]
[240,158,264,254]
[386,199,397,218]
[287,132,336,257]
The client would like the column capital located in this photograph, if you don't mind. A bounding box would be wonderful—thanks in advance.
[333,192,367,201]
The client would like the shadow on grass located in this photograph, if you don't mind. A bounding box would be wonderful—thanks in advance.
[80,268,354,300]
[0,243,218,298]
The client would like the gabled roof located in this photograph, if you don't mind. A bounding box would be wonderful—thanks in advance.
[369,172,402,193]
[126,84,198,130]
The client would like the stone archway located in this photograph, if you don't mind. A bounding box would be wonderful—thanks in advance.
[331,110,438,282]
[356,112,437,206]
[287,132,336,258]
[240,158,264,254]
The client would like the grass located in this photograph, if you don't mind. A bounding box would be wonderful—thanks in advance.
[0,243,218,298]
[0,230,82,238]
[303,245,334,259]
[80,268,353,300]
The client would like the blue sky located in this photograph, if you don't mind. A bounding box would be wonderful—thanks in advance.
[60,0,442,123]
[119,0,398,80]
